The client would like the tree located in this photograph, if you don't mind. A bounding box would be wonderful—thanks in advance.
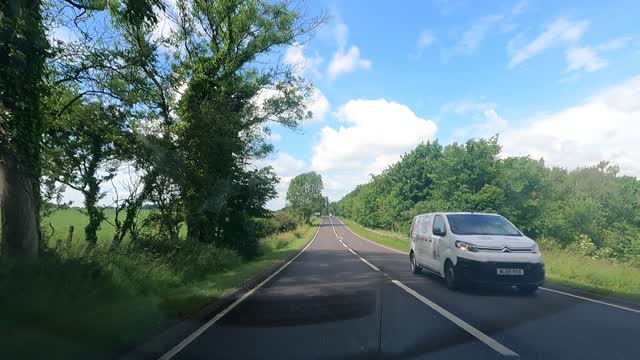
[286,172,324,224]
[0,0,48,259]
[173,0,323,249]
[44,98,133,248]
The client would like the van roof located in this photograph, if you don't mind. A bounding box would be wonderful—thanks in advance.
[414,212,500,217]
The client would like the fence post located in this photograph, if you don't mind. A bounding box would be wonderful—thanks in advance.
[66,226,74,248]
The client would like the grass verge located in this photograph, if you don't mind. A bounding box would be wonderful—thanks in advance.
[339,217,640,303]
[0,218,319,360]
[541,244,640,302]
[338,217,409,253]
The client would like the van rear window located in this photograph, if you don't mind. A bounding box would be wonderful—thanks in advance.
[446,214,522,236]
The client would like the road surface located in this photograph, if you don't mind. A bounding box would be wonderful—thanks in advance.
[164,217,640,359]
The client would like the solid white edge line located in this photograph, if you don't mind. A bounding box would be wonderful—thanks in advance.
[392,280,519,357]
[540,287,640,314]
[332,217,408,255]
[359,257,380,271]
[157,218,324,360]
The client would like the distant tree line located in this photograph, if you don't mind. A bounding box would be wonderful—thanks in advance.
[337,136,640,264]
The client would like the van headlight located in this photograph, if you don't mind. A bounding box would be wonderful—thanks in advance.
[455,241,478,252]
[531,244,540,254]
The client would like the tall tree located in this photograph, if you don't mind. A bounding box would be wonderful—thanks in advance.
[0,0,48,259]
[175,0,323,246]
[44,98,133,248]
[286,171,324,224]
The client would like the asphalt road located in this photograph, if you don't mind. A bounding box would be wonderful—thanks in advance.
[166,216,640,359]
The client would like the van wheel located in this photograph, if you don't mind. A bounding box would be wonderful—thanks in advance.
[444,261,459,290]
[410,252,421,274]
[519,285,538,294]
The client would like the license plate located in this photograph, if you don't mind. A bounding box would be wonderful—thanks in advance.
[497,268,524,276]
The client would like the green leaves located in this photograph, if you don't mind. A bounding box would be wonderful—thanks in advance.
[337,136,640,264]
[286,171,324,223]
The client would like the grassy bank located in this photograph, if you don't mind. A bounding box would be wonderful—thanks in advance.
[541,243,640,302]
[339,217,640,302]
[0,217,319,360]
[338,217,410,253]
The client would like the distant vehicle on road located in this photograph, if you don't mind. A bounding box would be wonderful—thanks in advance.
[409,212,544,293]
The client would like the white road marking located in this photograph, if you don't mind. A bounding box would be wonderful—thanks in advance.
[392,280,519,357]
[358,256,380,271]
[329,216,339,238]
[338,222,516,355]
[540,287,640,314]
[332,217,408,255]
[157,219,324,360]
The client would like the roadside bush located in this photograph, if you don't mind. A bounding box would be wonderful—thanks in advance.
[565,235,598,257]
[174,243,242,280]
[275,238,289,250]
[271,210,299,233]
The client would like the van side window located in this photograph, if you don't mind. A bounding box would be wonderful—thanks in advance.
[433,215,446,235]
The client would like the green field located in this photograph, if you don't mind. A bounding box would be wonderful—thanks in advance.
[42,208,152,250]
[339,217,640,302]
[2,211,319,359]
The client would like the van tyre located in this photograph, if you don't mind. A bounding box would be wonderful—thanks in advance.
[410,252,421,274]
[444,261,460,290]
[519,285,538,294]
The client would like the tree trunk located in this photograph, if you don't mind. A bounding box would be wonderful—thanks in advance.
[187,217,201,242]
[84,183,102,247]
[0,153,39,259]
[66,225,74,248]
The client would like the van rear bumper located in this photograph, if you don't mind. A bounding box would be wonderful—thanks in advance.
[455,257,545,286]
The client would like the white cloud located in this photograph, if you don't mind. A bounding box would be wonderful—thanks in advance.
[311,99,437,199]
[266,131,282,142]
[511,0,528,16]
[501,75,640,176]
[284,43,323,78]
[411,30,436,59]
[597,36,632,51]
[417,30,436,50]
[152,0,179,41]
[566,46,607,72]
[252,85,329,123]
[328,46,372,79]
[254,153,307,210]
[333,22,349,49]
[451,108,508,139]
[457,14,504,54]
[442,100,508,138]
[509,17,589,67]
[562,36,631,74]
[327,22,372,79]
[441,99,496,114]
[48,25,77,44]
[306,88,330,122]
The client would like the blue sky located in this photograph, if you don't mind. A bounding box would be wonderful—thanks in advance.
[55,0,640,209]
[258,0,640,209]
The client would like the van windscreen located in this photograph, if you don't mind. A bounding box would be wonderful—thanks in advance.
[446,214,522,236]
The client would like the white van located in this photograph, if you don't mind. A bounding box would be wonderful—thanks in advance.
[409,212,544,293]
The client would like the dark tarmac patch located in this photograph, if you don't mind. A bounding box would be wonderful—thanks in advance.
[221,289,378,327]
